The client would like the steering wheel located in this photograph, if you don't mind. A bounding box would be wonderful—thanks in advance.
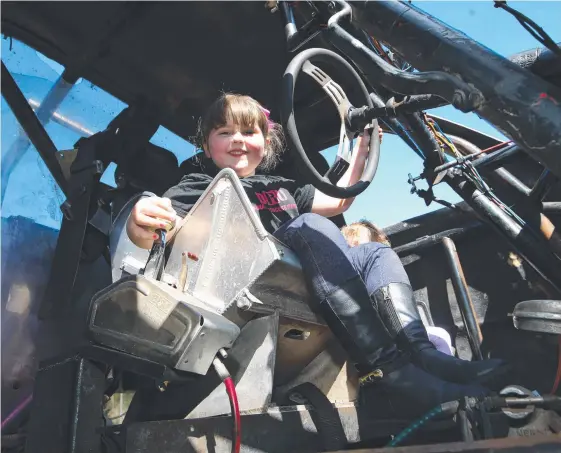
[281,47,380,199]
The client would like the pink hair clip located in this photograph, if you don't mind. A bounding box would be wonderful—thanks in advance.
[260,107,271,119]
[259,106,274,130]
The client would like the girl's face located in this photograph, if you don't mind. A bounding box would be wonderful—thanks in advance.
[204,120,267,177]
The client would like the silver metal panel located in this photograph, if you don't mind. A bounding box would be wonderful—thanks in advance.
[164,169,279,314]
[247,248,318,325]
[89,275,240,376]
[186,313,279,419]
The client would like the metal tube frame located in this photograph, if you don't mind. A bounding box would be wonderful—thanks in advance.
[441,237,484,361]
[1,61,68,195]
[1,71,76,205]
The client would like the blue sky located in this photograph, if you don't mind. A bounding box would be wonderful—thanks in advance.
[2,1,561,229]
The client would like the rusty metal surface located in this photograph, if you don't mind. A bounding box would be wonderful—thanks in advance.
[124,402,459,453]
[329,434,561,452]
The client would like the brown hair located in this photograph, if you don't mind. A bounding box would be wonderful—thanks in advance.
[196,93,284,172]
[342,219,391,247]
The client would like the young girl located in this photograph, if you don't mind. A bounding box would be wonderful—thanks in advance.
[127,93,507,417]
[342,219,391,247]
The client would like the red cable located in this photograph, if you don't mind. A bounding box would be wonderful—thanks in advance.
[551,336,561,394]
[224,377,241,453]
[479,140,513,154]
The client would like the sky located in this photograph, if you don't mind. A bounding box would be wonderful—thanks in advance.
[2,1,561,229]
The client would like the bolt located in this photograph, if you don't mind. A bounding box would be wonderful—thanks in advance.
[237,296,252,310]
[451,92,467,110]
[157,381,170,392]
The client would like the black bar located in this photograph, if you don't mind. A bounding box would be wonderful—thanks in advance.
[39,139,101,319]
[1,73,76,205]
[543,202,561,213]
[26,357,105,453]
[444,136,561,256]
[441,237,484,361]
[530,170,557,201]
[325,19,482,112]
[368,92,423,157]
[393,224,481,257]
[351,1,561,179]
[446,172,561,294]
[348,94,448,130]
[403,112,445,168]
[492,168,531,197]
[1,61,68,195]
[444,136,531,197]
[509,43,561,86]
[471,144,521,170]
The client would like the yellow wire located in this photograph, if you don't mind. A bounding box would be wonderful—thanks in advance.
[426,119,461,159]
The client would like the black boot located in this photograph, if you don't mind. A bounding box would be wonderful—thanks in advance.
[371,282,510,389]
[318,276,491,419]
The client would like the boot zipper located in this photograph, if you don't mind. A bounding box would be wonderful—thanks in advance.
[359,368,384,386]
[382,286,391,303]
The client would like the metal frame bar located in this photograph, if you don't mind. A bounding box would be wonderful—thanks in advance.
[445,171,561,292]
[0,71,76,205]
[1,61,68,195]
[441,237,484,361]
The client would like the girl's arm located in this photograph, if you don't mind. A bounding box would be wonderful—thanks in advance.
[311,127,381,217]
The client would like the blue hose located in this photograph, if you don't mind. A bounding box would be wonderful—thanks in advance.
[386,400,459,447]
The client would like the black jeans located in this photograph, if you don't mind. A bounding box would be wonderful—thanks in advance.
[274,213,409,300]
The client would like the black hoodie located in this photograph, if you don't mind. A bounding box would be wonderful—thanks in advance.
[164,172,316,234]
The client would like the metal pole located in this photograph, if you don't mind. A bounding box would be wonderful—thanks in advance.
[1,72,77,205]
[393,224,481,257]
[441,237,484,361]
[446,171,561,294]
[1,61,68,195]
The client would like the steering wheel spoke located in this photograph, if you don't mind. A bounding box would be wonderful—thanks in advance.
[302,60,351,120]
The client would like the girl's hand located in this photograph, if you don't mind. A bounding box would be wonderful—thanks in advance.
[127,196,177,244]
[354,126,383,156]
